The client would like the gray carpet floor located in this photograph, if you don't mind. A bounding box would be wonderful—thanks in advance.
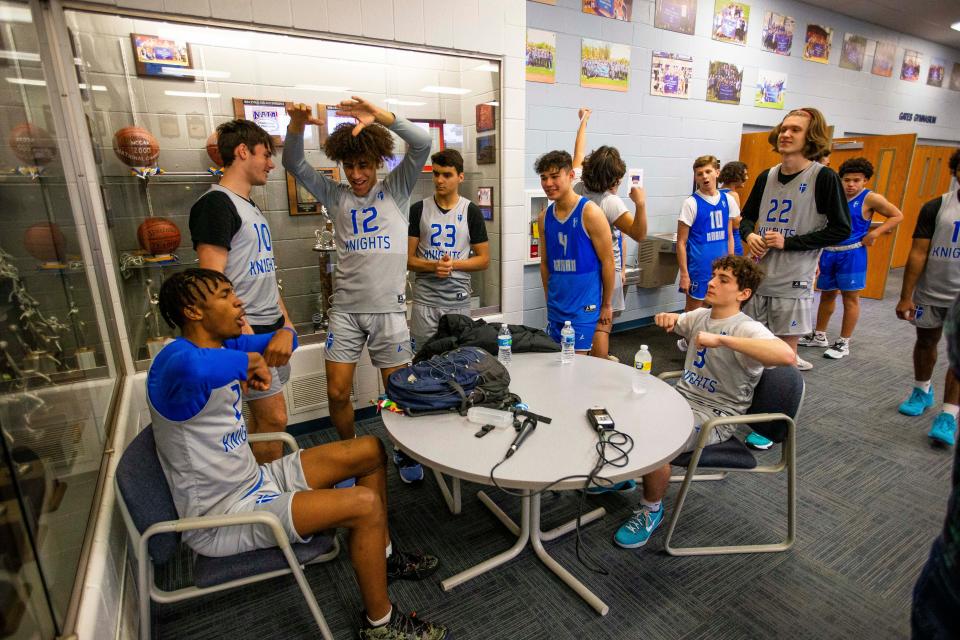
[152,268,954,639]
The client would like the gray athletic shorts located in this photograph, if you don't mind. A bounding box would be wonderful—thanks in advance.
[679,407,737,453]
[410,303,470,352]
[190,450,311,557]
[912,303,950,330]
[612,275,625,313]
[243,363,290,402]
[743,294,813,336]
[324,309,413,368]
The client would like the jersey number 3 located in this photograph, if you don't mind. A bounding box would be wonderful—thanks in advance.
[765,198,793,224]
[429,224,456,248]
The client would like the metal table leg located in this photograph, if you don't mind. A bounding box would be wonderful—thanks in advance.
[432,469,461,515]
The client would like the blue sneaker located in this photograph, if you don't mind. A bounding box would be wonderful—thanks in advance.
[928,412,957,446]
[745,432,773,450]
[334,477,356,489]
[585,479,637,495]
[614,505,665,548]
[899,386,935,416]
[392,448,424,483]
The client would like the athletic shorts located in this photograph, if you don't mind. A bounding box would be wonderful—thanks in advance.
[612,274,625,312]
[687,260,717,301]
[743,294,814,336]
[817,247,867,292]
[547,319,596,351]
[912,304,950,330]
[324,310,412,368]
[243,363,290,402]
[409,304,470,352]
[679,407,737,453]
[187,450,311,557]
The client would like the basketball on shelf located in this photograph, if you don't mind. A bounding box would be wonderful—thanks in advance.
[137,217,181,256]
[8,123,57,166]
[112,126,160,167]
[206,132,223,167]
[23,222,67,264]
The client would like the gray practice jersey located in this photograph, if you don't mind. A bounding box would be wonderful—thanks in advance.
[412,196,474,307]
[574,180,625,275]
[283,119,432,313]
[753,162,827,299]
[674,308,774,417]
[915,192,960,306]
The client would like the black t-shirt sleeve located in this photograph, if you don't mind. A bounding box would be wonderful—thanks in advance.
[738,170,768,239]
[408,200,423,238]
[783,167,851,251]
[913,196,944,239]
[466,202,489,244]
[189,191,242,250]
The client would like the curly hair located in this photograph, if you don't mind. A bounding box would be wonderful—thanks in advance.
[712,255,764,306]
[534,150,573,174]
[159,268,232,329]
[693,155,720,171]
[322,122,395,164]
[582,146,626,193]
[767,107,831,161]
[718,161,747,186]
[216,119,276,167]
[951,148,960,176]
[838,157,874,180]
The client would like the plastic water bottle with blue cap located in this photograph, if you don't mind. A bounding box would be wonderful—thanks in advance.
[560,321,576,364]
[497,323,512,365]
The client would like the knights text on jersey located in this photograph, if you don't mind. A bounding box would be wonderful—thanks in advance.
[413,196,474,307]
[915,192,960,307]
[544,197,601,324]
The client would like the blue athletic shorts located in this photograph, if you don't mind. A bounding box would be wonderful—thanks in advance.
[816,247,867,291]
[547,320,596,351]
[687,262,714,300]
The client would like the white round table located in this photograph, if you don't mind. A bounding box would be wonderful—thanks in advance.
[382,352,693,615]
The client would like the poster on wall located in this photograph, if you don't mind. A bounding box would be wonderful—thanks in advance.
[650,51,693,99]
[871,41,896,77]
[410,119,445,172]
[476,134,496,164]
[755,70,786,109]
[476,104,496,132]
[477,186,494,221]
[130,33,195,79]
[526,29,557,84]
[233,98,294,144]
[928,58,946,87]
[706,60,743,105]
[839,34,867,71]
[900,50,922,82]
[803,24,832,64]
[287,167,338,216]
[654,0,697,35]
[760,12,794,56]
[950,63,960,92]
[580,39,631,92]
[712,1,750,46]
[582,0,633,21]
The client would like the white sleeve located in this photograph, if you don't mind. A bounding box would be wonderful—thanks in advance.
[726,192,741,219]
[679,197,697,226]
[732,320,777,372]
[602,194,629,226]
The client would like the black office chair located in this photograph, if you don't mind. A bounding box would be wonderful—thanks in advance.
[658,365,804,556]
[115,425,340,640]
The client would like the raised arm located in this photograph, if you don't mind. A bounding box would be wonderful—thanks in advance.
[573,108,591,169]
[283,103,337,203]
[612,187,648,242]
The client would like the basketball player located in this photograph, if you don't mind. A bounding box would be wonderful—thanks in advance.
[738,107,850,445]
[283,99,431,483]
[407,149,489,350]
[895,149,960,447]
[571,108,647,359]
[799,157,903,359]
[613,256,794,549]
[719,160,748,256]
[148,269,447,640]
[190,119,293,464]
[536,150,615,354]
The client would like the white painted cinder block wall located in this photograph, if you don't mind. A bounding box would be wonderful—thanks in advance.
[523,0,960,329]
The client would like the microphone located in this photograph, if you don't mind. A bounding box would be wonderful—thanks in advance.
[505,418,537,458]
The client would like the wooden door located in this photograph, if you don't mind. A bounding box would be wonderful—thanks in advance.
[891,145,958,268]
[735,131,781,205]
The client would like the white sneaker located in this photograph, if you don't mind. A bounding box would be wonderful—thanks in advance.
[795,355,813,371]
[798,331,829,348]
[823,339,850,359]
[677,338,688,352]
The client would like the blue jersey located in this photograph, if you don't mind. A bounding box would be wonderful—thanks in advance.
[545,197,601,324]
[840,189,872,245]
[720,188,743,255]
[687,192,731,267]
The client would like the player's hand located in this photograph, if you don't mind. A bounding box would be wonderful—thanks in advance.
[621,269,627,286]
[764,231,785,249]
[654,312,679,333]
[694,331,723,349]
[335,96,383,136]
[599,303,613,326]
[895,298,916,321]
[629,186,645,206]
[578,107,592,121]
[286,103,323,133]
[678,273,691,293]
[263,329,294,367]
[245,353,272,393]
[745,233,767,257]
[435,254,453,278]
[862,231,878,247]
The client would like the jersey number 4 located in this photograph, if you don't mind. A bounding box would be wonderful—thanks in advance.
[429,224,456,248]
[350,207,380,234]
[765,198,793,224]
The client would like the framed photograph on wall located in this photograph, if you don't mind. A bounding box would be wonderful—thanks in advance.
[706,60,743,105]
[476,134,496,165]
[582,0,632,21]
[410,119,446,172]
[477,186,494,221]
[755,70,786,109]
[928,58,946,88]
[712,1,750,46]
[130,33,196,79]
[650,51,693,99]
[803,24,833,64]
[317,104,357,144]
[839,33,867,71]
[287,167,339,215]
[526,29,557,83]
[654,0,697,35]
[761,12,794,56]
[233,98,294,145]
[476,104,496,133]
[872,41,896,77]
[901,50,922,82]
[580,38,631,92]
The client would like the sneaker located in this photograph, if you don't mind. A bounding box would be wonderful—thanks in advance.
[823,339,850,359]
[928,412,957,447]
[585,479,637,495]
[359,606,449,640]
[386,549,440,581]
[795,355,813,371]
[677,338,688,352]
[334,477,356,489]
[614,505,665,548]
[798,331,829,347]
[899,386,936,416]
[393,448,424,483]
[745,432,773,450]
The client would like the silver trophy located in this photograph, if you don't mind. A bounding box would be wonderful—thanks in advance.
[312,215,336,331]
[144,278,166,358]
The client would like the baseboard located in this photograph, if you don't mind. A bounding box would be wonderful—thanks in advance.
[288,405,380,437]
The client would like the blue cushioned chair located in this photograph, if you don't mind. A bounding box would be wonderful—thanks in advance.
[115,425,340,640]
[658,365,804,556]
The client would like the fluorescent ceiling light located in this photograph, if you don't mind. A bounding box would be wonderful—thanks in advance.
[952,21,960,32]
[473,63,499,73]
[6,77,46,86]
[294,84,350,92]
[421,85,471,95]
[384,98,426,106]
[156,25,251,49]
[0,6,32,23]
[0,50,40,62]
[484,101,500,107]
[78,83,107,92]
[160,68,230,79]
[164,90,220,98]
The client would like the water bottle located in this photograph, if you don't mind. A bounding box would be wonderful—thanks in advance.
[467,406,515,428]
[633,344,652,394]
[497,323,512,365]
[560,321,576,364]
